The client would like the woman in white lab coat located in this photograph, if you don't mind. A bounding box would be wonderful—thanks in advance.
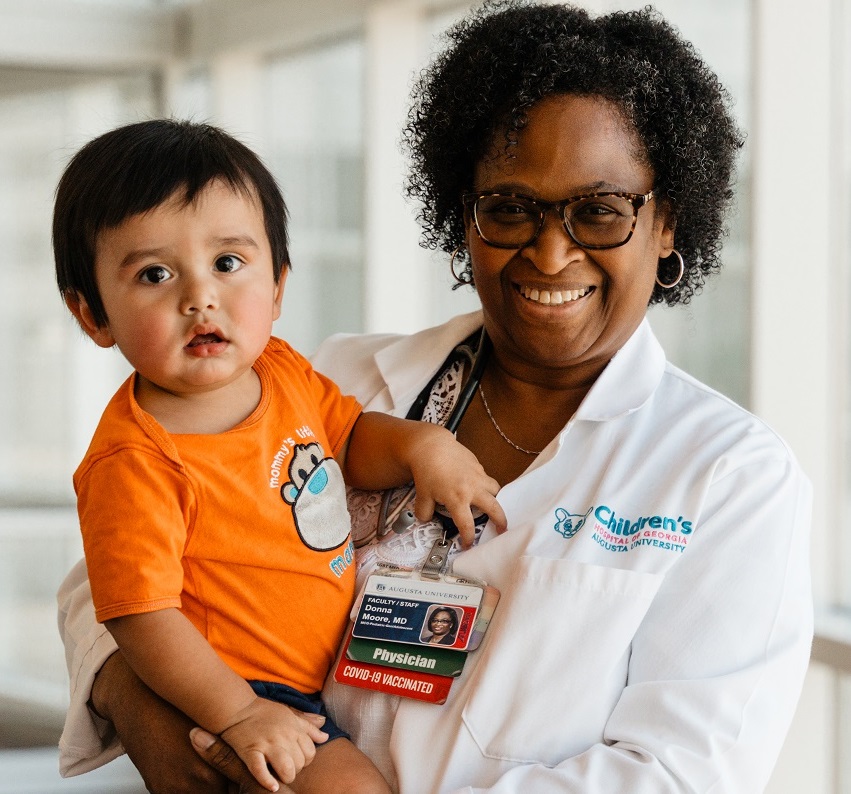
[58,2,812,792]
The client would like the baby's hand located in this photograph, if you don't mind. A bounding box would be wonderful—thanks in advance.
[219,697,328,791]
[407,424,506,547]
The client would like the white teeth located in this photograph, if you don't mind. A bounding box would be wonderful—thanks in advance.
[520,286,590,305]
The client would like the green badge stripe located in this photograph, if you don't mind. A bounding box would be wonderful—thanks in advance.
[346,636,467,677]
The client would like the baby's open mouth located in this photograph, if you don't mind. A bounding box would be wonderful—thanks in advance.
[187,333,224,347]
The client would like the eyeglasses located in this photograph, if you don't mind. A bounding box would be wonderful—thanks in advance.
[462,190,655,250]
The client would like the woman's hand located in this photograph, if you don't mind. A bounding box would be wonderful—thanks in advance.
[92,651,237,793]
[190,728,295,794]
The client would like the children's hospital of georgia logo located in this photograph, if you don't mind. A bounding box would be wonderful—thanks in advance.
[553,504,694,554]
[553,507,592,538]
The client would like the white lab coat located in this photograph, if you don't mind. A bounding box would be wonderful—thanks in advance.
[314,311,813,794]
[57,311,812,794]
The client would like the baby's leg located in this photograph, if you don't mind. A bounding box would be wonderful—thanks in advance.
[289,738,392,794]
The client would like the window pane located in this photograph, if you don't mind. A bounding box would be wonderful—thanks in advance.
[263,41,364,355]
[0,77,154,503]
[843,0,851,612]
[0,75,155,736]
[634,0,752,408]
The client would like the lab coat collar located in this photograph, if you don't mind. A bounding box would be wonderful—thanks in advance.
[573,318,666,422]
[372,312,664,421]
[374,310,484,413]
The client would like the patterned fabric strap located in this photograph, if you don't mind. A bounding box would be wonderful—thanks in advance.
[347,345,488,577]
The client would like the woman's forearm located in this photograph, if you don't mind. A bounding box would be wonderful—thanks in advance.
[89,649,127,723]
[88,648,236,793]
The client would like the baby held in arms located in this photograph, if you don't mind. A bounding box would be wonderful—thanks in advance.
[53,118,504,793]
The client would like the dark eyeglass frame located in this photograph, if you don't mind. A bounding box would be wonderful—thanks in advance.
[461,189,656,251]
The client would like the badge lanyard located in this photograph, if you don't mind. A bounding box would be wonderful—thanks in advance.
[336,567,500,704]
[377,328,492,539]
[336,329,500,704]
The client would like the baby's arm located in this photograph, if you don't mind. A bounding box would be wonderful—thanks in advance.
[339,411,507,546]
[105,609,328,792]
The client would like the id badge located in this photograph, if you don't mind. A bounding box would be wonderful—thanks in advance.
[352,572,484,650]
[335,536,500,703]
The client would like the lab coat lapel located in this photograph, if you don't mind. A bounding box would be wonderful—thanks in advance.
[373,310,483,415]
[574,318,666,422]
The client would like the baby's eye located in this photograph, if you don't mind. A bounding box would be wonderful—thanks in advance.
[214,255,243,273]
[138,266,171,284]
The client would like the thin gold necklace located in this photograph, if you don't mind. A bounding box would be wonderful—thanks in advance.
[478,384,543,456]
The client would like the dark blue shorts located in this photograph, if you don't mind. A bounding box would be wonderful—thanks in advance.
[247,680,349,743]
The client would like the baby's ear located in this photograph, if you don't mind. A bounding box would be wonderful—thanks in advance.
[64,291,115,348]
[272,266,288,320]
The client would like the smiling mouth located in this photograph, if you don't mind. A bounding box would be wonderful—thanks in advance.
[518,286,593,305]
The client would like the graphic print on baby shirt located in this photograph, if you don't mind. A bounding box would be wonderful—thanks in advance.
[280,441,351,551]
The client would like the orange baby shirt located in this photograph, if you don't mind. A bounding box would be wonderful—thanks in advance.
[76,338,361,694]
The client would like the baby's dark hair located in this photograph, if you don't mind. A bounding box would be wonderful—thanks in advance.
[403,0,744,305]
[54,118,290,327]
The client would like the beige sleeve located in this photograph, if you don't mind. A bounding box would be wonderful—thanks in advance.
[56,557,125,777]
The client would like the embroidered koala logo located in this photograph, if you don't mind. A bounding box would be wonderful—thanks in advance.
[281,442,351,551]
[553,507,592,539]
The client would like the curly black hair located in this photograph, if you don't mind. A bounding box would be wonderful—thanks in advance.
[403,0,744,306]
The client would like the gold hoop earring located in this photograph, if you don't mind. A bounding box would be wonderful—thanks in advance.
[450,245,473,286]
[656,249,684,289]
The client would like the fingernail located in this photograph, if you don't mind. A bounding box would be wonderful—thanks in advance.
[189,727,215,750]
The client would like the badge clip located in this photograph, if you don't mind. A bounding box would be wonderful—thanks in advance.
[421,530,452,580]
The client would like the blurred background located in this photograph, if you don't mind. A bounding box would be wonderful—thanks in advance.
[0,0,846,791]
